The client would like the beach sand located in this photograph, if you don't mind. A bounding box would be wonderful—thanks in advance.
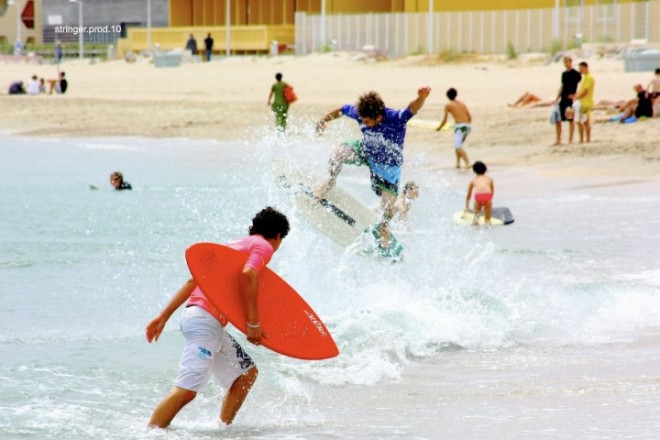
[1,53,658,191]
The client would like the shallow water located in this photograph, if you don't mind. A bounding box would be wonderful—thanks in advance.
[1,133,659,439]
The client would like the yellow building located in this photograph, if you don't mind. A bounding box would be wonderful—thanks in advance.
[166,0,648,23]
[167,0,398,27]
[0,0,42,48]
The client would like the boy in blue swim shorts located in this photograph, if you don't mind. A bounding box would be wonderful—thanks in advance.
[436,88,472,169]
[315,87,431,249]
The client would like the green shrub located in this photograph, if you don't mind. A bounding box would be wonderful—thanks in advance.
[506,42,518,60]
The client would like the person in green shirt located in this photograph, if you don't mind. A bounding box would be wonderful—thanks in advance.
[267,73,289,132]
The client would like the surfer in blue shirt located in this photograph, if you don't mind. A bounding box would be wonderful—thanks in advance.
[315,87,431,249]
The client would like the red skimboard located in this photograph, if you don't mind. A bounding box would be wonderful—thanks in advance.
[185,242,339,360]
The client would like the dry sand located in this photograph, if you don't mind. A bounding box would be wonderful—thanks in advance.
[1,52,658,194]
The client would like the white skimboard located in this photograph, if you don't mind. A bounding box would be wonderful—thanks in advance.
[274,163,376,247]
[453,207,515,226]
[408,119,453,131]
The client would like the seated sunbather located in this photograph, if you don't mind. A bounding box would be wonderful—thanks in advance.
[508,92,554,108]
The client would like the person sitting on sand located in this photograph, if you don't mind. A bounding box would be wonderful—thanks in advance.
[27,75,41,95]
[465,161,494,227]
[394,181,420,225]
[8,81,26,95]
[595,85,654,123]
[437,88,472,169]
[47,71,68,95]
[109,171,132,190]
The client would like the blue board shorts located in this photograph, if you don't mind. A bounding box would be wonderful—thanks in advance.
[342,140,400,196]
[175,306,255,392]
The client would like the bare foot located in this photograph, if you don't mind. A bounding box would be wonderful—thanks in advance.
[378,224,392,249]
[551,141,562,146]
[314,183,331,200]
[455,164,461,169]
[464,163,472,169]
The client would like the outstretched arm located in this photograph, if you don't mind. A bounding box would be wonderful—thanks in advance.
[316,107,343,135]
[145,278,196,343]
[409,86,432,115]
[465,182,474,210]
[436,106,449,131]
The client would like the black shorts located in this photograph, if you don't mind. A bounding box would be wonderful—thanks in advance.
[559,99,574,122]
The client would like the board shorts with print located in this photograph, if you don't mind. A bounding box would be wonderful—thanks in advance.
[453,123,471,149]
[175,306,255,393]
[342,140,399,196]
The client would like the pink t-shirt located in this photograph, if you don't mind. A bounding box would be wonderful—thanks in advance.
[187,235,274,325]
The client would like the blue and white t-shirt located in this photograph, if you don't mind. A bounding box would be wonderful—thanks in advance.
[340,104,414,168]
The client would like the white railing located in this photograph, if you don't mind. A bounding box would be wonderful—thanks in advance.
[295,1,659,57]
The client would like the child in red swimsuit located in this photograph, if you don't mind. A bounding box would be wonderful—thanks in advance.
[465,161,494,226]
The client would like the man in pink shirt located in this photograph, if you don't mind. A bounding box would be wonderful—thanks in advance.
[145,207,290,429]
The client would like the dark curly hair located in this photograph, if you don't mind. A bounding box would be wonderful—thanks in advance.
[357,91,386,120]
[248,207,290,239]
[472,161,487,175]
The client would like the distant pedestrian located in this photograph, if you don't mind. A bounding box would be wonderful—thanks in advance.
[436,88,472,169]
[14,39,23,56]
[267,73,290,131]
[553,56,581,145]
[204,33,214,62]
[185,34,198,57]
[573,61,595,143]
[55,41,63,63]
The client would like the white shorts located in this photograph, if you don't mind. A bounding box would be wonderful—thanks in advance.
[572,101,591,123]
[454,123,471,149]
[175,306,255,393]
